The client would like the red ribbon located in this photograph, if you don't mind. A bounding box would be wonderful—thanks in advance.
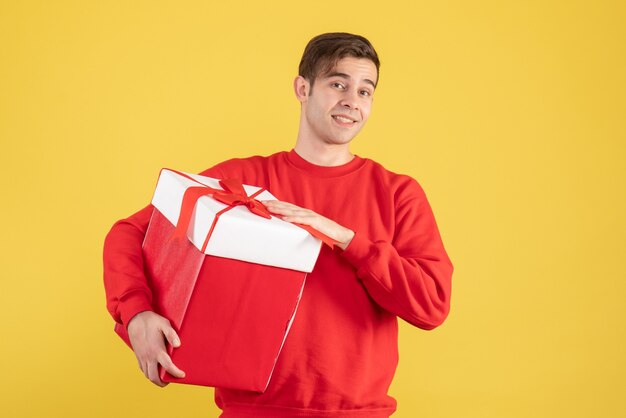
[165,169,336,252]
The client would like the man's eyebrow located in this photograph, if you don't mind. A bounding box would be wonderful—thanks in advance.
[324,72,377,88]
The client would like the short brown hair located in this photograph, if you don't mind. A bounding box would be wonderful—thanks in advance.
[298,32,380,88]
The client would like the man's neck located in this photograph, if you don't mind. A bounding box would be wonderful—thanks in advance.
[293,141,354,167]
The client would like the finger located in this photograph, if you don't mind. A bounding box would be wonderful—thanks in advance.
[263,202,316,220]
[269,206,308,217]
[147,361,167,387]
[283,215,317,225]
[162,326,181,348]
[262,200,300,211]
[159,352,186,379]
[282,210,319,222]
[261,199,293,205]
[272,208,300,217]
[262,201,287,213]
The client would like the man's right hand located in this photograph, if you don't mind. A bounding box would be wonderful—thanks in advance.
[127,311,186,387]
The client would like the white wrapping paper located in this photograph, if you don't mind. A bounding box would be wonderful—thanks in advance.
[150,169,323,273]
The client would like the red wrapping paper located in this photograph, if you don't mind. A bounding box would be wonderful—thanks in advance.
[116,209,307,392]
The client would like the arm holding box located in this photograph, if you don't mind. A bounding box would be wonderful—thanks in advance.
[264,178,453,330]
[103,204,185,386]
[103,204,153,327]
[103,164,226,385]
[341,178,453,330]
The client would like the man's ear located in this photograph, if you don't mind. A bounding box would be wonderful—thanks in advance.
[294,76,310,103]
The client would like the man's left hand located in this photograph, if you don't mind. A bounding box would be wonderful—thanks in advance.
[262,200,355,250]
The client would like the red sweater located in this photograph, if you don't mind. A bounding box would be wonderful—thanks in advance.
[103,150,453,418]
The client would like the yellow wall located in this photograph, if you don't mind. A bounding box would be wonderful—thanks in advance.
[1,1,624,417]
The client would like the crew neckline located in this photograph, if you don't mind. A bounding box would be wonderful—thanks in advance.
[285,149,367,178]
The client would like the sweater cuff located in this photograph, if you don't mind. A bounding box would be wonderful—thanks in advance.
[118,290,153,329]
[340,231,374,272]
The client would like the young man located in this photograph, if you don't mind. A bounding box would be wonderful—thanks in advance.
[104,32,453,417]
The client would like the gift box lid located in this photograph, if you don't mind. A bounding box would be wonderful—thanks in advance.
[151,169,323,273]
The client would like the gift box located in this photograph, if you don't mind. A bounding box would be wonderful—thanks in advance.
[115,169,327,392]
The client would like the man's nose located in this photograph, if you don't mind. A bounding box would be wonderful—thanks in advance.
[340,89,360,109]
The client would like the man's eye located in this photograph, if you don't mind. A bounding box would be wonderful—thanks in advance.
[360,90,372,97]
[331,82,345,89]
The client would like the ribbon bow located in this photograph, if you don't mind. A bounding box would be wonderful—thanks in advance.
[167,169,336,252]
[210,178,272,219]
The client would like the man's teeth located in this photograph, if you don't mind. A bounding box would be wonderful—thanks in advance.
[333,116,354,123]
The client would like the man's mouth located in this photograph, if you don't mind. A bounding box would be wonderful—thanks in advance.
[332,115,357,124]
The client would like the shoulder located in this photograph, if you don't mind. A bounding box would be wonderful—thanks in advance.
[362,157,426,202]
[199,151,286,180]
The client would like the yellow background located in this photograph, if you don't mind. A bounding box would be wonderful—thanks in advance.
[1,1,624,417]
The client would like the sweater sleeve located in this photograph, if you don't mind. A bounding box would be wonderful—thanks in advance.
[341,180,453,330]
[103,204,154,327]
[102,165,226,329]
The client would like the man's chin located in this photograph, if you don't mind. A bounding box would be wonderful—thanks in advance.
[328,130,362,145]
[325,136,356,146]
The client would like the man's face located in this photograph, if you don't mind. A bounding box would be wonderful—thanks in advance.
[298,57,378,147]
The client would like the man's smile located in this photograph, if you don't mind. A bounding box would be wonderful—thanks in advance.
[332,114,358,125]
